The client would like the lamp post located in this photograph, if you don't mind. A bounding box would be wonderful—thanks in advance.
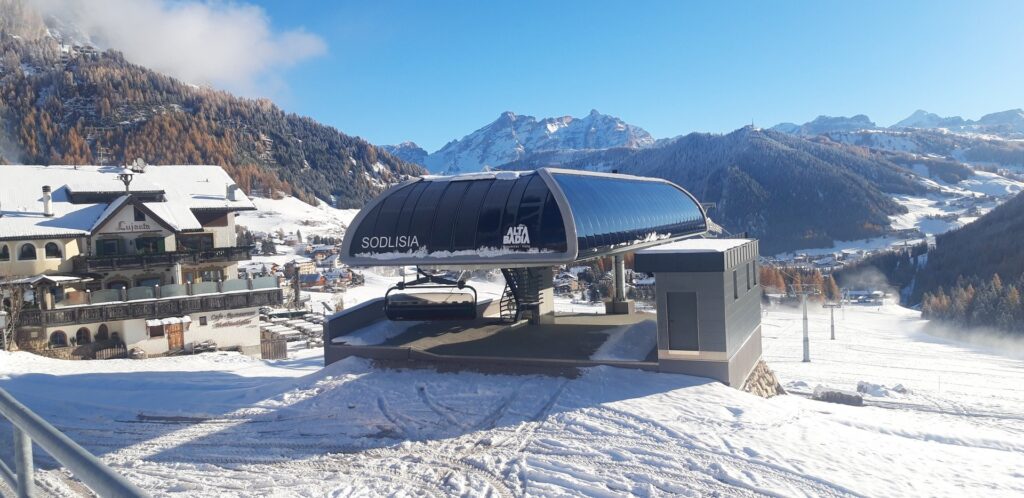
[116,169,134,193]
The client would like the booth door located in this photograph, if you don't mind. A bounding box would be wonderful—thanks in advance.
[166,323,184,351]
[666,292,699,351]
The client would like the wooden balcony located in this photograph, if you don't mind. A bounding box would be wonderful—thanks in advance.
[72,246,253,272]
[17,287,282,328]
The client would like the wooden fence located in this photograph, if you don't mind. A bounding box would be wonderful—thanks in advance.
[261,336,287,360]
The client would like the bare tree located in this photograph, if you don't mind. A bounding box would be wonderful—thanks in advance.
[1,282,24,351]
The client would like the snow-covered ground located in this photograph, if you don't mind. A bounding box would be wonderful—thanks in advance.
[236,196,359,239]
[2,304,1022,497]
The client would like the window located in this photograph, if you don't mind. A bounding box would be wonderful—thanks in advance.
[18,244,36,260]
[96,324,109,342]
[199,316,208,326]
[0,245,8,261]
[134,207,146,222]
[135,237,165,255]
[148,324,164,337]
[135,276,162,287]
[44,242,62,259]
[753,261,758,286]
[75,327,91,345]
[96,238,123,256]
[106,280,129,290]
[733,270,739,300]
[200,269,223,282]
[50,331,67,347]
[746,263,751,291]
[177,234,214,252]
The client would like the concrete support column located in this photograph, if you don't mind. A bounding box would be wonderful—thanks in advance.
[605,254,636,315]
[614,254,626,302]
[525,267,555,325]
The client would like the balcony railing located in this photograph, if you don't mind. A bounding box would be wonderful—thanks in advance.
[18,279,282,328]
[72,246,254,272]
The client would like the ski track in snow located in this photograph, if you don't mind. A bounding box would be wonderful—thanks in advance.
[2,303,1024,496]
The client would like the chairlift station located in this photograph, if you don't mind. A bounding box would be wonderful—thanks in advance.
[326,168,762,386]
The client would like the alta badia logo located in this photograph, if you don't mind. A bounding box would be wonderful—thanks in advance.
[503,224,531,248]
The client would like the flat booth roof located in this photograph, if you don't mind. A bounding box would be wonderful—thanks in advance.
[341,168,708,268]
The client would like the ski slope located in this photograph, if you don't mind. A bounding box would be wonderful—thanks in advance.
[1,303,1022,497]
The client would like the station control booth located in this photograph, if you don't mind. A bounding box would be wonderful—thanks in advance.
[325,168,762,387]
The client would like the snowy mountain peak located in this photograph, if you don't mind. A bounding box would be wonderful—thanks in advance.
[891,110,965,129]
[770,114,877,136]
[420,110,654,173]
[381,141,429,165]
[887,108,1024,137]
[977,108,1024,126]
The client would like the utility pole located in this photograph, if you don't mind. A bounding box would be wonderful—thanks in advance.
[790,283,821,363]
[824,301,842,340]
[802,293,810,362]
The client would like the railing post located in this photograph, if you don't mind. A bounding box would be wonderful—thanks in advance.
[13,427,36,497]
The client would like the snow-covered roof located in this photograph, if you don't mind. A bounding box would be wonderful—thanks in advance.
[637,238,753,254]
[0,165,253,239]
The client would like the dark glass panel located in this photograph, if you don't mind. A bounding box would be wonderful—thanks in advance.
[393,181,429,237]
[406,181,449,251]
[372,183,417,242]
[501,175,533,230]
[475,179,517,249]
[551,173,706,252]
[428,181,470,251]
[452,180,493,250]
[537,192,568,252]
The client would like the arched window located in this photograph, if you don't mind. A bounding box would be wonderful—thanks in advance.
[50,331,67,347]
[44,242,62,259]
[0,245,9,261]
[75,327,91,345]
[18,244,36,261]
[96,324,109,342]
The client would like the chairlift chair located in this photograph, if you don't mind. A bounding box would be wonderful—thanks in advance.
[384,267,478,321]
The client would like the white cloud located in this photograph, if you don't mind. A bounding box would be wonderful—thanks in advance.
[28,0,327,96]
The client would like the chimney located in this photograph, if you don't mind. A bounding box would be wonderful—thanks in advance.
[42,185,53,217]
[226,184,239,202]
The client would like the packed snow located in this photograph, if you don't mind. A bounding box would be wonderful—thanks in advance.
[2,301,1023,497]
[588,319,657,361]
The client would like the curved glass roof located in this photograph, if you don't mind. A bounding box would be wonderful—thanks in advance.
[341,168,707,267]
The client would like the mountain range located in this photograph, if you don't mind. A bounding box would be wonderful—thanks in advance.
[388,110,654,174]
[771,109,1024,138]
[3,0,1022,255]
[503,126,928,254]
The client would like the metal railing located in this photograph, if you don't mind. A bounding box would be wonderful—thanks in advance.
[19,288,283,328]
[0,387,148,497]
[72,246,254,272]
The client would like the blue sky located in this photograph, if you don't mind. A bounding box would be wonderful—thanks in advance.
[250,0,1024,151]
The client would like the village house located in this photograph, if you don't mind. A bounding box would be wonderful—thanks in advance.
[0,165,283,358]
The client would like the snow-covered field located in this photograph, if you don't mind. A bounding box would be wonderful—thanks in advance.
[236,196,359,239]
[2,304,1023,497]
